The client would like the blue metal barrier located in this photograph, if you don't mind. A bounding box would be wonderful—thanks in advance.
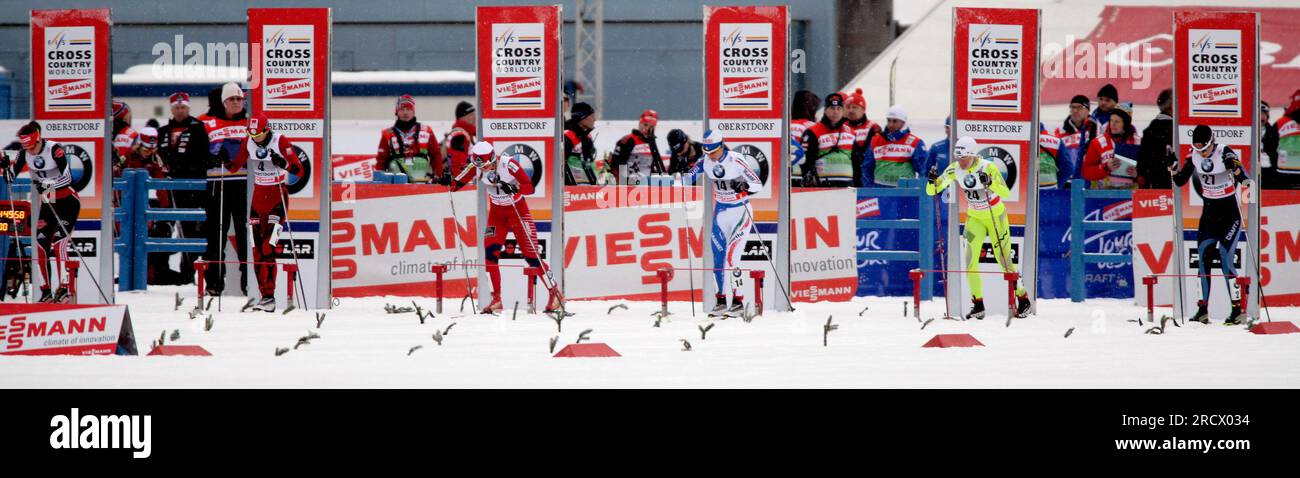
[856,178,936,300]
[1069,179,1133,302]
[115,170,207,291]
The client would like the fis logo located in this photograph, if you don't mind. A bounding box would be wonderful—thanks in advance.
[49,408,151,459]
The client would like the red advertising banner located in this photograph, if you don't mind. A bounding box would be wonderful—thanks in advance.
[248,8,331,221]
[1042,6,1298,108]
[475,5,561,220]
[952,7,1039,225]
[704,5,787,219]
[1174,11,1258,172]
[30,9,113,304]
[0,303,136,356]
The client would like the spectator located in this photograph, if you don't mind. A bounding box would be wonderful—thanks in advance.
[563,102,597,185]
[1274,89,1300,185]
[1261,101,1290,189]
[562,81,582,123]
[789,90,820,187]
[111,100,138,166]
[800,92,854,187]
[611,109,665,185]
[862,105,926,187]
[1082,102,1140,188]
[1092,83,1118,128]
[925,116,951,177]
[845,88,881,187]
[1137,88,1174,189]
[128,127,183,285]
[443,101,477,182]
[1057,94,1099,186]
[376,95,442,184]
[1037,125,1071,189]
[666,129,702,178]
[156,91,209,284]
[199,82,250,297]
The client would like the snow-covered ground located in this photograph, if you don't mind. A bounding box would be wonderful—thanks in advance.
[1,287,1296,388]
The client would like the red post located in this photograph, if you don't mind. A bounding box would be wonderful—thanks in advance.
[1142,275,1158,322]
[1004,272,1019,314]
[194,260,207,306]
[524,267,542,313]
[657,268,674,315]
[284,263,299,308]
[431,264,447,314]
[749,270,765,315]
[1236,276,1251,314]
[909,269,923,318]
[65,260,80,304]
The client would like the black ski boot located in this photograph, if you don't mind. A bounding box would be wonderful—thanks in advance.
[51,287,70,304]
[708,295,729,317]
[725,297,746,317]
[966,298,985,320]
[37,287,53,303]
[1190,300,1210,324]
[253,296,275,313]
[1223,305,1243,326]
[1014,294,1032,318]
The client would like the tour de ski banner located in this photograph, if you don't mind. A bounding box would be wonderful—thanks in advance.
[561,187,855,302]
[950,7,1041,316]
[476,6,562,308]
[249,8,332,309]
[704,5,792,310]
[1168,11,1260,318]
[29,9,113,304]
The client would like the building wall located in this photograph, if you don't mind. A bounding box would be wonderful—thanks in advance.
[0,0,879,121]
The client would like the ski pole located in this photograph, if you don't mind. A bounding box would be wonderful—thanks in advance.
[42,186,110,304]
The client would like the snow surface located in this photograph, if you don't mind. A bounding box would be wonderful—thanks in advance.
[1,287,1296,388]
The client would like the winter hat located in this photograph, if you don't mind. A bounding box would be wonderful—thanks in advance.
[1156,88,1173,108]
[1110,101,1133,126]
[112,100,130,120]
[168,92,190,107]
[1097,83,1119,102]
[570,102,595,122]
[454,100,475,119]
[885,105,908,123]
[667,129,688,152]
[221,82,244,101]
[847,88,867,109]
[138,127,159,149]
[1070,95,1091,108]
[1287,89,1300,116]
[395,94,416,114]
[640,109,658,126]
[824,92,846,108]
[248,112,271,138]
[701,129,725,153]
[945,115,951,127]
[953,136,979,158]
[469,141,494,165]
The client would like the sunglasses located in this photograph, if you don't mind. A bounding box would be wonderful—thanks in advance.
[249,129,268,141]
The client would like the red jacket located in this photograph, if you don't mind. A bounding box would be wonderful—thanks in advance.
[443,119,477,179]
[376,121,441,175]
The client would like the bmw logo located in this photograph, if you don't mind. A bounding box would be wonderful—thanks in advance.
[33,157,45,169]
[284,144,312,195]
[977,145,1016,189]
[962,174,977,189]
[256,148,268,159]
[1199,158,1215,173]
[500,143,545,188]
[712,164,726,179]
[60,144,94,193]
[733,144,770,185]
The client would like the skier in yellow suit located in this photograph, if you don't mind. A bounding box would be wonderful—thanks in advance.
[926,136,1032,319]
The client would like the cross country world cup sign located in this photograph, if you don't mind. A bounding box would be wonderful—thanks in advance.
[492,23,545,110]
[1187,29,1242,118]
[261,25,315,111]
[966,23,1023,113]
[43,26,96,112]
[719,23,773,111]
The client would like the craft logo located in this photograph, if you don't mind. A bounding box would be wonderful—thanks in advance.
[1188,29,1242,118]
[967,24,1022,112]
[492,23,546,110]
[262,25,315,111]
[43,27,96,112]
[719,23,773,111]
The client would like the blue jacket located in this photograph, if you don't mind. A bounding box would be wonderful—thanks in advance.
[861,127,927,187]
[925,137,949,176]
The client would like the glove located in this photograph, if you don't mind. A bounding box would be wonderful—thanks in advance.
[977,171,991,187]
[499,182,518,195]
[485,171,500,184]
[927,166,939,184]
[215,147,232,167]
[729,180,750,194]
[270,151,288,169]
